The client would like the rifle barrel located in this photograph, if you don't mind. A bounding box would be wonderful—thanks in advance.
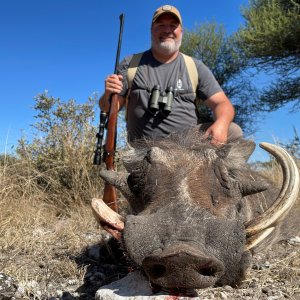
[114,14,125,74]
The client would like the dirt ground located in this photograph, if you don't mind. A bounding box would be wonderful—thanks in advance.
[0,203,299,300]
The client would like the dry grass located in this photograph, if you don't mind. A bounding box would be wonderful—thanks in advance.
[0,157,108,299]
[0,96,129,298]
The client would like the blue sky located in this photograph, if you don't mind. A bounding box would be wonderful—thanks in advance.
[0,0,299,161]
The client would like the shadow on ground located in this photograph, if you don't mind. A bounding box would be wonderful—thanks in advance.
[71,238,130,300]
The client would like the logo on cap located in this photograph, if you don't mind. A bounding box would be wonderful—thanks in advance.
[162,5,173,11]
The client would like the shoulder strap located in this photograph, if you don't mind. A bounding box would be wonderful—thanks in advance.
[181,53,198,94]
[125,52,144,122]
[127,52,144,90]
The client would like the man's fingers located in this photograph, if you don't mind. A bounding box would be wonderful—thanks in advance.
[203,129,211,140]
[105,75,123,94]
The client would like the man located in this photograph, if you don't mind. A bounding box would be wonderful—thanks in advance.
[100,5,242,145]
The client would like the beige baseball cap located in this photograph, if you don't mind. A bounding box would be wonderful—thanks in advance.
[152,5,182,26]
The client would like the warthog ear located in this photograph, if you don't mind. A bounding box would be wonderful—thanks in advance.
[99,169,133,200]
[220,139,256,163]
[99,169,148,214]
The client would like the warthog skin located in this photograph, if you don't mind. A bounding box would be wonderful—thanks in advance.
[100,128,300,289]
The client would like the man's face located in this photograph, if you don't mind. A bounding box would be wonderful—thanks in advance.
[151,13,183,55]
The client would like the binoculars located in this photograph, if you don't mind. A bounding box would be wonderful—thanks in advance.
[149,85,174,114]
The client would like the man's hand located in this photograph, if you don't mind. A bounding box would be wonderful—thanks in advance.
[105,74,123,98]
[204,91,235,146]
[204,121,229,146]
[99,74,124,112]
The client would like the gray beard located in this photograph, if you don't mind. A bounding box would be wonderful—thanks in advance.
[151,35,182,55]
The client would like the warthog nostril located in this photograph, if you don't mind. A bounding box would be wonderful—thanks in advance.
[199,265,219,277]
[142,251,225,289]
[147,263,166,279]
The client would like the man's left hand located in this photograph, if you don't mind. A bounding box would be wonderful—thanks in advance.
[204,121,228,146]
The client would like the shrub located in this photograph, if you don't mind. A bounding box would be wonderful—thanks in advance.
[15,92,104,208]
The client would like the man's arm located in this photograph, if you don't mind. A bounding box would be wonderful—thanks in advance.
[203,91,235,145]
[99,74,125,112]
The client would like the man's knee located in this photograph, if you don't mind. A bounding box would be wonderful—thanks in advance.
[228,122,243,142]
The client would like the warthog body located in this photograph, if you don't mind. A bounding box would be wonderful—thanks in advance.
[94,128,300,289]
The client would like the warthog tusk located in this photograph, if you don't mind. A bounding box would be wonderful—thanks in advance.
[91,198,125,231]
[245,143,299,250]
[245,227,275,251]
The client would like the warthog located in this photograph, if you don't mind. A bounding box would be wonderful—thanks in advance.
[92,128,300,289]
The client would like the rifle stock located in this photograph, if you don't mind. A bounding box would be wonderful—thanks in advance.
[103,93,119,212]
[103,182,118,212]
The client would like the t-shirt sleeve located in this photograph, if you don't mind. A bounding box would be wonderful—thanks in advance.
[117,55,133,97]
[194,59,223,101]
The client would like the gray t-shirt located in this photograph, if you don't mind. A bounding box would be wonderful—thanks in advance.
[118,50,222,142]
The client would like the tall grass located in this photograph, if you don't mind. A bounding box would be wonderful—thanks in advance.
[14,93,106,208]
[0,94,113,297]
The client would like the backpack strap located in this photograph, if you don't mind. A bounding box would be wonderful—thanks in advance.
[125,52,144,121]
[181,53,198,94]
[127,52,144,91]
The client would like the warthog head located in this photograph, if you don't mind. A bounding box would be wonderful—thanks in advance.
[92,130,299,289]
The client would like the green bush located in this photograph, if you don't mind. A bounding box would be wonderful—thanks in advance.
[15,92,104,207]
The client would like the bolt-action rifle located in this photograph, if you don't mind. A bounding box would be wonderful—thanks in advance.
[93,14,125,213]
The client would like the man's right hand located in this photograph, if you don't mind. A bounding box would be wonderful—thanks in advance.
[99,74,124,112]
[104,74,123,98]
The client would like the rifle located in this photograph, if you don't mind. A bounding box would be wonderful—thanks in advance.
[93,13,125,213]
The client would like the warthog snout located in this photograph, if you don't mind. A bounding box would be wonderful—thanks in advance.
[142,243,225,289]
